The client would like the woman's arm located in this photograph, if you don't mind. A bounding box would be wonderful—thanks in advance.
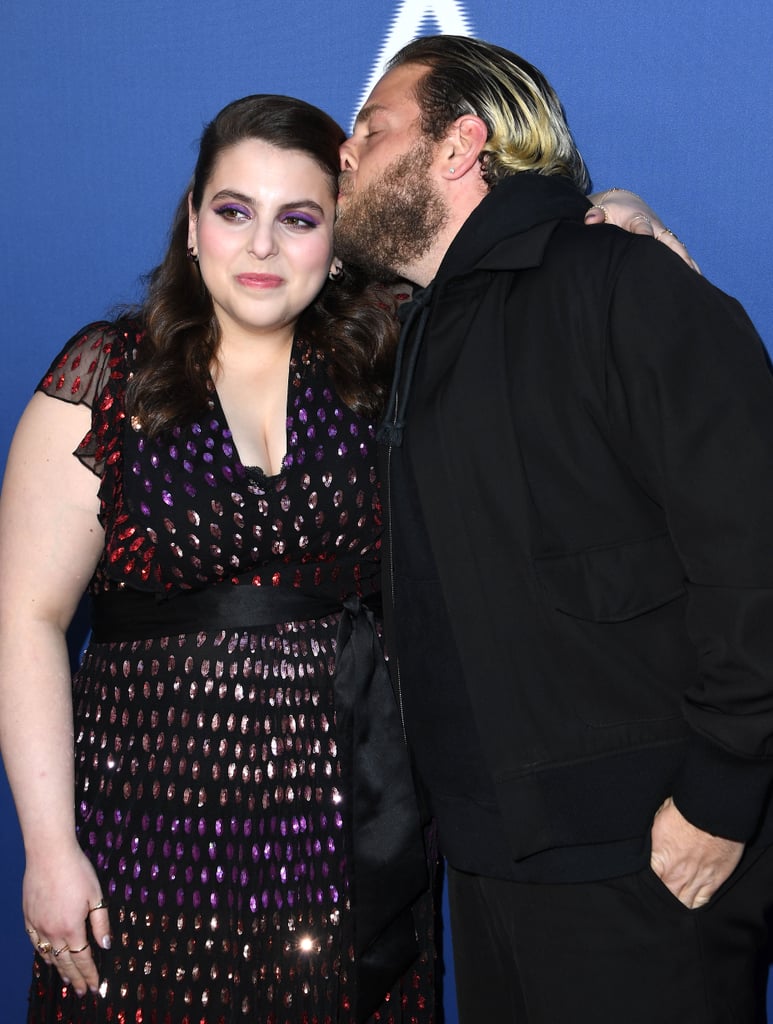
[0,392,109,997]
[585,187,700,272]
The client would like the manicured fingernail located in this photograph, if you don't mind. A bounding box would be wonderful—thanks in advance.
[101,935,111,950]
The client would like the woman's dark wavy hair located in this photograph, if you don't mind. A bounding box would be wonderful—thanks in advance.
[126,94,397,434]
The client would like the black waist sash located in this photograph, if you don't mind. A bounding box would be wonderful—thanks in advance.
[91,585,427,1021]
[91,584,345,640]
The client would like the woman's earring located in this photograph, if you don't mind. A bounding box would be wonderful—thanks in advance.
[187,246,199,263]
[328,258,343,281]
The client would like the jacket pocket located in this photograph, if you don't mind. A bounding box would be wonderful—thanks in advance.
[534,532,685,623]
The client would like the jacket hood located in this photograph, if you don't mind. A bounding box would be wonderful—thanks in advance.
[378,173,590,448]
[435,172,591,287]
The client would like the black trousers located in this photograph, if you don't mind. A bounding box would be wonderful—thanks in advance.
[447,845,773,1024]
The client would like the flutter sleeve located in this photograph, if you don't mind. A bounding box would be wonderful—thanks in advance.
[36,320,139,478]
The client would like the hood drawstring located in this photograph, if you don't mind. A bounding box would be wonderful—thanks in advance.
[377,283,435,448]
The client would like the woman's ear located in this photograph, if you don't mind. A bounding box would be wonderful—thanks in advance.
[187,193,198,255]
[328,256,344,281]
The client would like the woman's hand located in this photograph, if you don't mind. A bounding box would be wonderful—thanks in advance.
[23,840,111,998]
[585,187,701,273]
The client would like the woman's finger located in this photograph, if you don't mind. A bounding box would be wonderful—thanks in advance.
[52,938,99,998]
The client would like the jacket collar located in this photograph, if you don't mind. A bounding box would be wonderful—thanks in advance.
[378,174,590,448]
[435,172,591,287]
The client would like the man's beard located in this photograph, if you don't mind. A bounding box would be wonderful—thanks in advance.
[334,139,449,282]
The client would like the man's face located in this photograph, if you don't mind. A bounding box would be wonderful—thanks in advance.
[335,63,449,281]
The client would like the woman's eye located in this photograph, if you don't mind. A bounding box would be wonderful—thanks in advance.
[282,213,318,230]
[215,204,250,221]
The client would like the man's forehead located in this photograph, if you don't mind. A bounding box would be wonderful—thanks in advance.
[353,102,387,128]
[355,63,425,124]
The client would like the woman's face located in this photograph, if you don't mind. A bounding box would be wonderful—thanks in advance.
[188,138,337,343]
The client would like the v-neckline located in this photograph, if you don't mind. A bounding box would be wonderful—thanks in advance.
[206,343,299,481]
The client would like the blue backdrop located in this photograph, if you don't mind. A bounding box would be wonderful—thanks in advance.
[1,1,772,1019]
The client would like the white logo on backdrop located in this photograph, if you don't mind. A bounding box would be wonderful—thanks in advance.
[352,0,475,127]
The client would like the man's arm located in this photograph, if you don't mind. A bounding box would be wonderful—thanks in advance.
[606,241,773,905]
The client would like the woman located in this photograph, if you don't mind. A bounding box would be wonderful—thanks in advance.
[0,94,431,1024]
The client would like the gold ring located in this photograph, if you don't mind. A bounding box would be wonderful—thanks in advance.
[594,203,609,223]
[629,212,652,229]
[25,926,37,936]
[655,227,681,244]
[69,942,90,954]
[37,941,53,955]
[53,943,69,957]
[88,898,107,913]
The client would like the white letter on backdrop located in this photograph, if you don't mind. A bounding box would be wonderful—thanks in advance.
[352,0,475,127]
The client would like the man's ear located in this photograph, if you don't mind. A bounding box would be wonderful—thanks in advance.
[439,114,488,180]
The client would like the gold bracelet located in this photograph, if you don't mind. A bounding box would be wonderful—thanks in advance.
[596,187,645,205]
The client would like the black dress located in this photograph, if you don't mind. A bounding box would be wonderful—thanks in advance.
[28,321,434,1024]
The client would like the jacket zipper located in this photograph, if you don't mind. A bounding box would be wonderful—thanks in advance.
[379,285,435,745]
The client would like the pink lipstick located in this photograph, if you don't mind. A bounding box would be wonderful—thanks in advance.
[236,274,283,288]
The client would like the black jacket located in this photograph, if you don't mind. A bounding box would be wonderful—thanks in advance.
[381,173,773,874]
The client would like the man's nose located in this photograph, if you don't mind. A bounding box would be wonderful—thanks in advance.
[339,138,358,171]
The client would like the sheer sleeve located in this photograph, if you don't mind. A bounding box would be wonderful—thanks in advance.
[36,319,141,477]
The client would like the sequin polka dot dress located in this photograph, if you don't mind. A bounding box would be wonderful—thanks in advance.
[28,322,435,1024]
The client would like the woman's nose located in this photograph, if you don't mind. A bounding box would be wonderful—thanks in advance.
[247,221,278,259]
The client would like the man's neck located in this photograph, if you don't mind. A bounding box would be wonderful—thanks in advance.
[399,203,482,288]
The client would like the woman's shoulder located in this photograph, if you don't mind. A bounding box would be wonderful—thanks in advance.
[36,317,145,408]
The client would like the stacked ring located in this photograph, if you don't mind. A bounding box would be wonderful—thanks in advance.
[655,226,681,244]
[53,943,69,957]
[70,942,90,954]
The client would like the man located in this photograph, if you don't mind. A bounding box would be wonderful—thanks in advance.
[335,34,773,1024]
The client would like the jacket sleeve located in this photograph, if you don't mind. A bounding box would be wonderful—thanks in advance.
[605,239,773,841]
